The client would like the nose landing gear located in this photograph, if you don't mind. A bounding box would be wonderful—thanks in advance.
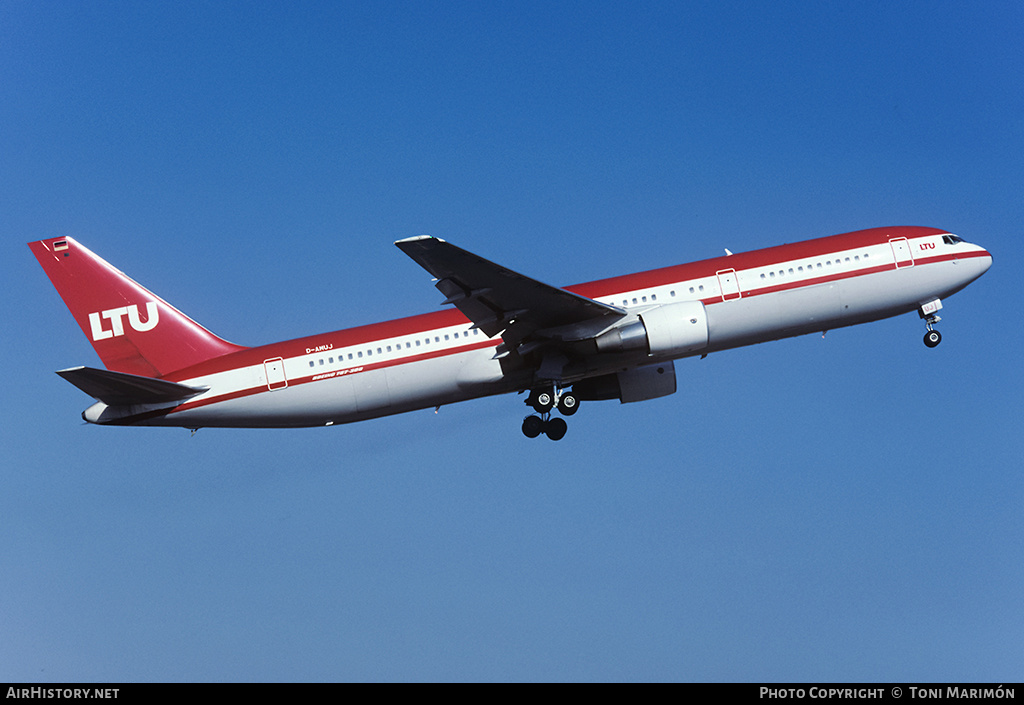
[919,299,943,348]
[523,387,578,440]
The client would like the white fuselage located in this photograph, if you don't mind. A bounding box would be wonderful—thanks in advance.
[83,228,992,428]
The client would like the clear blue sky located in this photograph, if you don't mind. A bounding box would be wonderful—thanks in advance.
[2,1,1021,682]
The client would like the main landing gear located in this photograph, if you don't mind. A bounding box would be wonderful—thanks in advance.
[522,387,578,441]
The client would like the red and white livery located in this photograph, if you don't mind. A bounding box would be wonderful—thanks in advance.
[29,226,992,440]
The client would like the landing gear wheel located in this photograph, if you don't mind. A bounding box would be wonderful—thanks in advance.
[544,417,568,441]
[522,415,544,438]
[557,392,579,416]
[528,389,554,413]
[924,330,942,348]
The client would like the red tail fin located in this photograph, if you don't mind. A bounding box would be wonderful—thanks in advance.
[29,237,246,377]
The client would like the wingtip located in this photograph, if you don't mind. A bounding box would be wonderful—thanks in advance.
[395,235,446,246]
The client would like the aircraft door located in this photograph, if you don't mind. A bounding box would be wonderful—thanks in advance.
[889,237,914,268]
[264,357,287,390]
[716,268,742,301]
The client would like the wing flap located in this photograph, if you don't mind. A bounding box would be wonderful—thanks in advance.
[56,366,208,406]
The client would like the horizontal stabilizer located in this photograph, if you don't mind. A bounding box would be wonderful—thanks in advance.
[56,366,208,406]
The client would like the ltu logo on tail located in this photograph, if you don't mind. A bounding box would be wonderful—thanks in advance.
[88,303,159,341]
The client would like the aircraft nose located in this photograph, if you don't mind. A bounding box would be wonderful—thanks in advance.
[953,242,992,288]
[973,246,993,277]
[981,249,993,273]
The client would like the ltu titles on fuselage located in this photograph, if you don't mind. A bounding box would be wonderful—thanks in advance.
[28,226,992,440]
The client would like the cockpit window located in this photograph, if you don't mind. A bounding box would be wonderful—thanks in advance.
[942,235,965,245]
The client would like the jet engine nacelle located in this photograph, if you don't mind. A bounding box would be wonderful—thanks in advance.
[595,300,709,357]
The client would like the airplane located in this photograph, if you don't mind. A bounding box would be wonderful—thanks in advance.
[28,225,991,440]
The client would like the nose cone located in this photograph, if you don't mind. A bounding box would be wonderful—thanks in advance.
[980,249,993,274]
[962,245,993,288]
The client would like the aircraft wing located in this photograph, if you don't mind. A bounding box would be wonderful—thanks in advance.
[395,236,625,347]
[56,366,209,406]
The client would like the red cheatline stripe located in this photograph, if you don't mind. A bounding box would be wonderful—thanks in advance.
[169,339,499,415]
